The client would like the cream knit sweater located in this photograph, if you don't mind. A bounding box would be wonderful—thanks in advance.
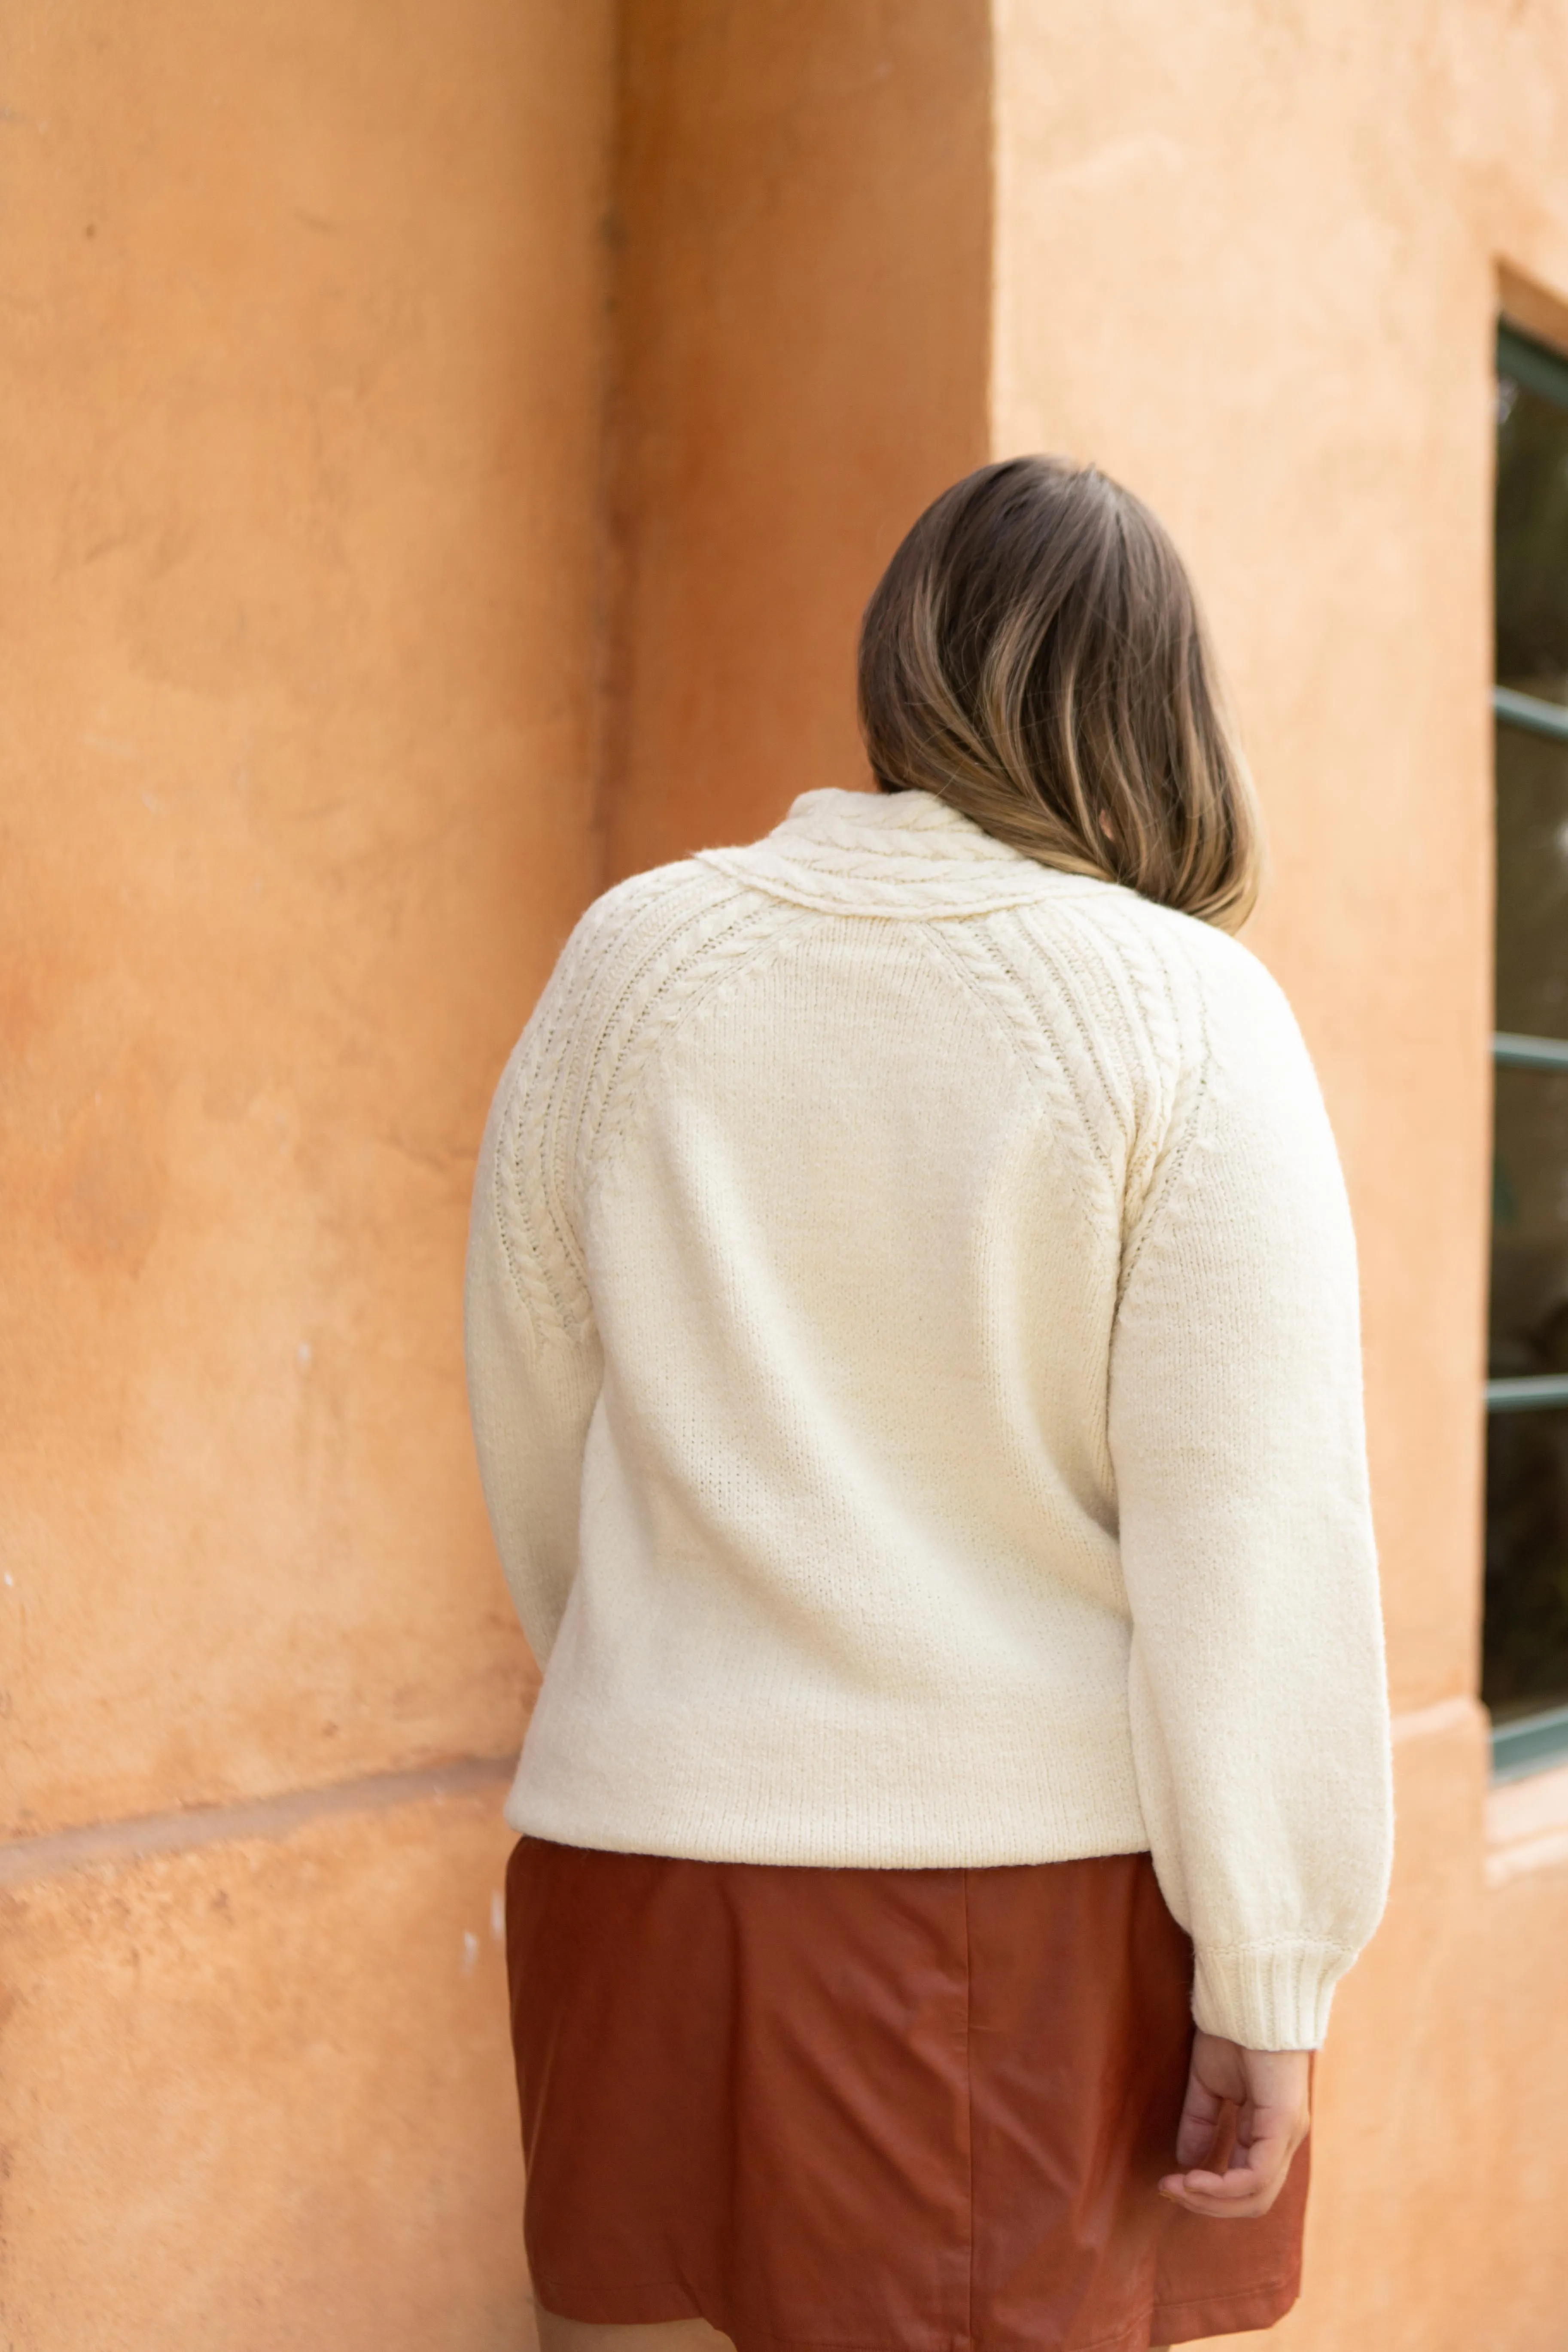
[465,785,1392,2050]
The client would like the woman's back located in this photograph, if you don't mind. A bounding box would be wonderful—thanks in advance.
[473,459,1393,2346]
[468,781,1385,2045]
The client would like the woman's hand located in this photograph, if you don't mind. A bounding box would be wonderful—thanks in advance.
[1158,2032,1311,2219]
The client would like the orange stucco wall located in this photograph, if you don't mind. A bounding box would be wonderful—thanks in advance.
[7,1,1568,2345]
[605,0,993,879]
[2,0,612,2339]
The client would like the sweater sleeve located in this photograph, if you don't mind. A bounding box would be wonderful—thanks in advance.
[463,1016,603,1671]
[1107,940,1393,2051]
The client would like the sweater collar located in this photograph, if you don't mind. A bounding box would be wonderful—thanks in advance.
[695,787,1104,919]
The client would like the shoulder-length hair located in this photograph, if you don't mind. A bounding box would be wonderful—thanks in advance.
[857,456,1261,930]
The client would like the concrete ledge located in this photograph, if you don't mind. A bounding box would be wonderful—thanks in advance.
[0,1753,515,1888]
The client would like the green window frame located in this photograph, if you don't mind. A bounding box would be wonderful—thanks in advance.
[1487,319,1568,1780]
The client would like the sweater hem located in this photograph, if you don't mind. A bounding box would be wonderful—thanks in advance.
[503,1769,1156,1874]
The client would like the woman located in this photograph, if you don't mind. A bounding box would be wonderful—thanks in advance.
[466,456,1393,2352]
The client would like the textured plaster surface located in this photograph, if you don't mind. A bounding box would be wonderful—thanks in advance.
[0,1788,531,2350]
[0,0,614,1838]
[604,0,993,881]
[10,0,1568,2344]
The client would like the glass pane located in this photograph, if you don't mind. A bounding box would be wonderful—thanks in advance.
[1495,723,1568,1040]
[1486,341,1568,1732]
[1489,1066,1568,1375]
[1496,368,1568,697]
[1483,1408,1568,1722]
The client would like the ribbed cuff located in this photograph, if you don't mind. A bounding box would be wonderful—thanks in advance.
[1191,1939,1348,2050]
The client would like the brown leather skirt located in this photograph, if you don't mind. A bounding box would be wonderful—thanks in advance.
[505,1838,1308,2352]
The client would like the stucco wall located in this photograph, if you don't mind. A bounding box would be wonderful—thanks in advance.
[605,0,993,879]
[1,0,612,2339]
[7,0,1568,2344]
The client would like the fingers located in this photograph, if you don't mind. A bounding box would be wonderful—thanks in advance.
[1161,2038,1311,2218]
[1158,2138,1291,2217]
[1172,2067,1224,2171]
[1172,2029,1243,2171]
[1159,2104,1306,2219]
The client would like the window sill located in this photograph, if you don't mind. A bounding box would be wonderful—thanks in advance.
[1490,1700,1568,1783]
[1484,1758,1568,1885]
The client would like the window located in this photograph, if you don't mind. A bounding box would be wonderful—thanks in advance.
[1485,319,1568,1778]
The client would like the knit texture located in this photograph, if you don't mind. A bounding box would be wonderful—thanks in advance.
[465,786,1393,2050]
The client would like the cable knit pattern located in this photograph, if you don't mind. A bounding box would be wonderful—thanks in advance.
[465,787,1393,2049]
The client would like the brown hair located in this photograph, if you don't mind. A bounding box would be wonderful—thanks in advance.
[857,456,1261,929]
